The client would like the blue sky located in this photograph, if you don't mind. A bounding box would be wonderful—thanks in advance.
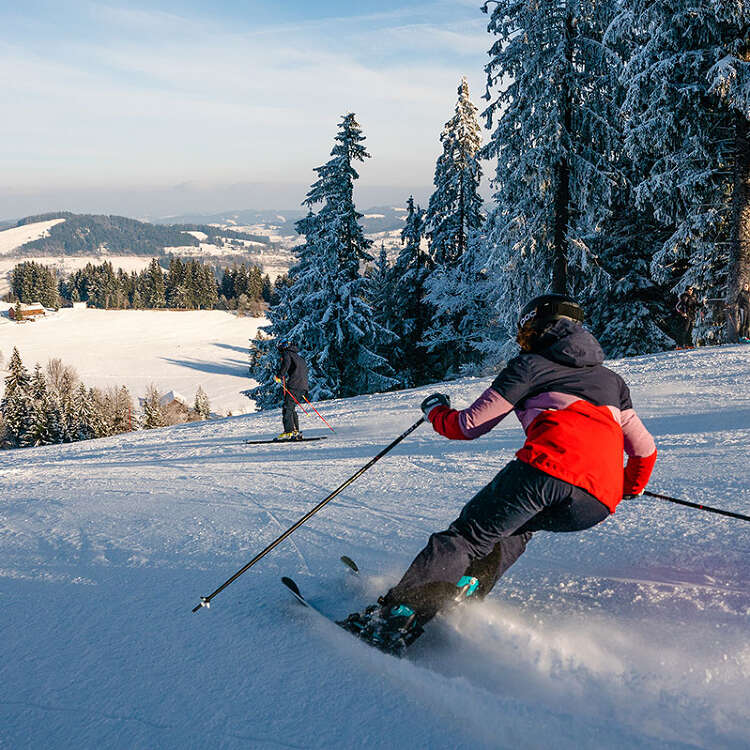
[1,1,492,217]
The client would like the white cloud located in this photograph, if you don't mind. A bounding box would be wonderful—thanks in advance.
[0,1,492,205]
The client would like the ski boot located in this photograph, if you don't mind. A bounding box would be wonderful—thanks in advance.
[275,431,295,441]
[291,430,304,441]
[338,601,424,657]
[454,575,480,602]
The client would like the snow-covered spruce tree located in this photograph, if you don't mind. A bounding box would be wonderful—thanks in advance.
[707,4,750,340]
[386,197,434,386]
[69,384,98,441]
[143,259,166,309]
[477,0,619,360]
[194,386,211,420]
[365,243,400,381]
[104,385,134,434]
[0,348,33,448]
[141,384,165,429]
[421,78,484,377]
[250,114,398,405]
[618,0,748,345]
[425,78,484,269]
[367,243,393,330]
[27,364,55,446]
[56,370,79,442]
[580,4,675,356]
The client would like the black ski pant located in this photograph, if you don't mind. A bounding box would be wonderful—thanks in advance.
[678,315,695,347]
[282,389,305,433]
[382,460,610,625]
[739,307,750,338]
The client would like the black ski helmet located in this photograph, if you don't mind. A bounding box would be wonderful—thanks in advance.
[518,294,584,331]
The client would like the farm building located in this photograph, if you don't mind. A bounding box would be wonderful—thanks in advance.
[9,303,46,321]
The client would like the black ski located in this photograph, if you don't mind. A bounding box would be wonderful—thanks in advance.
[281,576,333,620]
[280,575,415,658]
[340,555,359,574]
[244,436,328,445]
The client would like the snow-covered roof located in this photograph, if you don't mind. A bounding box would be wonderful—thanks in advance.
[159,390,188,406]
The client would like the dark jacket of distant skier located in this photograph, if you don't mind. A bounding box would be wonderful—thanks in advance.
[427,318,656,512]
[277,343,308,392]
[675,289,700,321]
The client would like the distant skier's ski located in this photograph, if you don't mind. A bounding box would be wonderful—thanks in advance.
[244,436,328,445]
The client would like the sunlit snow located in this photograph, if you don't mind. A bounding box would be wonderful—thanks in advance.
[1,344,748,748]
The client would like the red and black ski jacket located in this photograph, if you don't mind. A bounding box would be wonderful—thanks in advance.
[426,320,656,512]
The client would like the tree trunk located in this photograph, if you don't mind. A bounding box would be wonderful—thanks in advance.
[726,110,750,342]
[551,13,573,294]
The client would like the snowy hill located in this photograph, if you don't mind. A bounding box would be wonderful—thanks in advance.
[0,218,67,255]
[1,345,749,748]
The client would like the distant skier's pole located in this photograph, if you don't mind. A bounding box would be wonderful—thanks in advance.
[280,379,309,414]
[302,394,336,433]
[644,491,750,522]
[192,416,426,612]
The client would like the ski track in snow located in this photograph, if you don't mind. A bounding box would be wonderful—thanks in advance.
[1,345,749,748]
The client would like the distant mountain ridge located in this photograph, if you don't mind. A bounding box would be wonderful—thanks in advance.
[0,206,409,259]
[3,212,271,257]
[150,205,408,235]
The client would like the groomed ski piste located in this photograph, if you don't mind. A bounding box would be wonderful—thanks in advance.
[2,345,749,749]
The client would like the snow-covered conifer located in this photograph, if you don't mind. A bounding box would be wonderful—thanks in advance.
[478,0,620,358]
[141,384,165,430]
[144,259,166,308]
[707,3,750,340]
[388,197,434,385]
[194,386,211,420]
[422,78,485,376]
[1,348,33,447]
[425,78,484,269]
[26,364,63,446]
[66,384,91,441]
[250,114,398,404]
[618,0,749,344]
[108,385,134,433]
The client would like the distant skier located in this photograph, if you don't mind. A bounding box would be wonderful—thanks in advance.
[736,281,750,340]
[340,294,657,654]
[675,286,700,348]
[274,339,309,441]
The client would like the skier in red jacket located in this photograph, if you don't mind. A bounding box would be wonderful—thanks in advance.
[339,294,657,654]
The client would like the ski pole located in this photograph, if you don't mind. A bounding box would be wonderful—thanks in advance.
[279,379,309,414]
[192,416,426,612]
[644,490,750,522]
[302,394,336,433]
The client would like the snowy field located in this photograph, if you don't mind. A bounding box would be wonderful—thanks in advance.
[0,305,261,415]
[1,344,749,749]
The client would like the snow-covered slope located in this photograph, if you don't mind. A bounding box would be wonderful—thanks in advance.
[0,218,66,255]
[0,306,260,415]
[1,345,748,749]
